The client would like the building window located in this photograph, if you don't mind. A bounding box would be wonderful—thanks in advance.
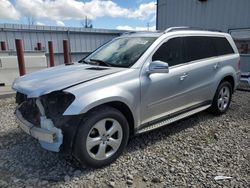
[235,41,250,55]
[230,29,250,55]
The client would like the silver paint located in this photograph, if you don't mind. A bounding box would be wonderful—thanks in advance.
[13,30,240,139]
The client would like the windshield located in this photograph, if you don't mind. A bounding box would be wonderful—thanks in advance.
[82,37,156,68]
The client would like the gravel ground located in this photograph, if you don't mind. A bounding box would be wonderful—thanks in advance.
[0,91,249,188]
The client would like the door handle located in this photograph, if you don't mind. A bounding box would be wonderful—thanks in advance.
[214,62,221,69]
[180,73,188,81]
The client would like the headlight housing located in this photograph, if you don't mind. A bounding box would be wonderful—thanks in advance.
[41,91,75,118]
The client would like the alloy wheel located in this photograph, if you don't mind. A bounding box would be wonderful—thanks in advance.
[86,118,123,160]
[217,86,230,111]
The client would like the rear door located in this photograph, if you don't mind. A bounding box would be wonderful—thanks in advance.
[181,36,219,102]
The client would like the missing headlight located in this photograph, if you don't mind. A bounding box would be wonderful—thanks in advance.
[41,91,75,118]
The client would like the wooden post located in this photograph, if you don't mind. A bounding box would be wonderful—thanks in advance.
[48,41,55,67]
[15,39,26,76]
[37,42,42,51]
[0,41,7,51]
[63,40,70,65]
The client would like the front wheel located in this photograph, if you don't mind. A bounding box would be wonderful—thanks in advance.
[73,106,129,168]
[210,81,232,115]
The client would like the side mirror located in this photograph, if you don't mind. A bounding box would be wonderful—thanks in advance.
[147,60,169,74]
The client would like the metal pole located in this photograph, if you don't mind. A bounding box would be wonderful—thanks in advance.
[37,42,42,51]
[63,40,70,65]
[15,39,26,76]
[0,41,7,51]
[48,41,55,67]
[67,30,72,62]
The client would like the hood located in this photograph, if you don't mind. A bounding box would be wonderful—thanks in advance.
[12,63,125,98]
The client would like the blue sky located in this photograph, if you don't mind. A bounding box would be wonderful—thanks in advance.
[0,0,156,30]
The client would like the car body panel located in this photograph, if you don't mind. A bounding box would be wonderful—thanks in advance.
[212,54,240,92]
[12,63,125,98]
[64,68,141,127]
[12,29,240,154]
[140,61,197,124]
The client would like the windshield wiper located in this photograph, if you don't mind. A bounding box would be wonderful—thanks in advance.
[78,59,89,64]
[90,59,111,67]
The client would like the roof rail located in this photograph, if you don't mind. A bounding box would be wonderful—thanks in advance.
[121,30,162,36]
[164,26,203,33]
[164,26,223,33]
[121,31,137,36]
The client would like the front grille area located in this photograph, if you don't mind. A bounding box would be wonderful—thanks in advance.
[19,99,40,126]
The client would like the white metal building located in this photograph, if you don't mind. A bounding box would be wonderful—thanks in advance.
[0,24,122,65]
[156,0,250,72]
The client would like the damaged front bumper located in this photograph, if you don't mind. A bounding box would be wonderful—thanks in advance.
[15,99,63,152]
[16,108,55,143]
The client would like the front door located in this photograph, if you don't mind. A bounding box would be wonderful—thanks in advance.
[140,37,193,125]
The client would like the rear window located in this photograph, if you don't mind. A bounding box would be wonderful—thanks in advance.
[152,35,235,66]
[211,37,235,56]
[183,36,235,62]
[183,36,217,62]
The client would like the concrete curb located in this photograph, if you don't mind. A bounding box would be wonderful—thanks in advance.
[0,92,16,99]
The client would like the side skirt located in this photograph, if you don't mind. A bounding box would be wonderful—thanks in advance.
[136,102,211,134]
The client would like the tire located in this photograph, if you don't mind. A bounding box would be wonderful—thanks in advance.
[209,81,232,115]
[73,106,129,168]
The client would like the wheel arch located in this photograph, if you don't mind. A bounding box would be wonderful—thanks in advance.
[73,100,135,137]
[104,101,135,136]
[220,75,235,92]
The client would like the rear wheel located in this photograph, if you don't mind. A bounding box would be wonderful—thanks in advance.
[210,81,232,115]
[73,106,129,168]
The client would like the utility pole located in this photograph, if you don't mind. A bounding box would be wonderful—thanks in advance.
[80,16,93,28]
[147,22,150,31]
[85,16,88,28]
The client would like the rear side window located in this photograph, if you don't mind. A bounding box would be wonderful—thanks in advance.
[183,36,217,62]
[212,37,235,56]
[152,37,184,67]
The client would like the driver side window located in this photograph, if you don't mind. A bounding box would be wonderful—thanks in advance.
[152,37,184,67]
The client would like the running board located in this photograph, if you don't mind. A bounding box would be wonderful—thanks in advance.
[137,105,211,134]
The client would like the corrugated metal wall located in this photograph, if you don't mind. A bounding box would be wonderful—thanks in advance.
[0,24,123,65]
[157,0,250,32]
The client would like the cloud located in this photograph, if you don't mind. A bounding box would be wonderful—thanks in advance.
[149,14,156,23]
[14,0,156,21]
[116,26,134,30]
[36,21,45,26]
[129,2,156,19]
[0,0,20,20]
[56,20,65,27]
[116,25,156,31]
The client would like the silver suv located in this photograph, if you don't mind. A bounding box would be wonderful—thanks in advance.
[13,27,240,167]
